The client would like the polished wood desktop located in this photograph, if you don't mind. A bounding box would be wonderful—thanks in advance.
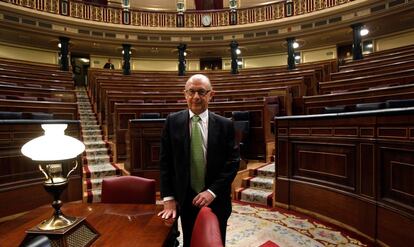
[0,202,175,246]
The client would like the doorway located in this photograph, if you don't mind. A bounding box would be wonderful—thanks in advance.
[71,53,90,87]
[200,57,222,71]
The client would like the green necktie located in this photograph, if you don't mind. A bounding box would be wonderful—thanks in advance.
[191,115,205,192]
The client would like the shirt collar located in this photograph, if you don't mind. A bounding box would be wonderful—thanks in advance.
[189,109,209,123]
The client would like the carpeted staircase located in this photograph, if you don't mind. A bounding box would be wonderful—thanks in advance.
[76,87,121,203]
[235,162,275,207]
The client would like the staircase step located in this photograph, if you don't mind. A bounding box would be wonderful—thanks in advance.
[83,129,102,135]
[85,147,109,156]
[256,163,275,177]
[85,154,111,165]
[83,135,105,143]
[84,144,107,150]
[83,163,119,179]
[238,188,273,207]
[85,175,119,190]
[81,124,101,130]
[249,177,274,190]
[84,190,101,203]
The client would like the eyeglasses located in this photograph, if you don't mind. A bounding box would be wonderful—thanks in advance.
[185,89,211,97]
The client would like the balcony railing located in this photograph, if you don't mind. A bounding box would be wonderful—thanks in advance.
[2,0,353,28]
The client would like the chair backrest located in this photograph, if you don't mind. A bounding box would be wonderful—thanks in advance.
[101,176,156,204]
[232,111,250,148]
[190,207,223,247]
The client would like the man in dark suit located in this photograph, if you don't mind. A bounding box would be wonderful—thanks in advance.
[158,74,240,246]
[103,58,114,69]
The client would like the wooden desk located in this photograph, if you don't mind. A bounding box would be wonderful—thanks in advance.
[0,202,175,246]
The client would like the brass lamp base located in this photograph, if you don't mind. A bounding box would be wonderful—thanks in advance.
[37,213,77,231]
[22,217,99,247]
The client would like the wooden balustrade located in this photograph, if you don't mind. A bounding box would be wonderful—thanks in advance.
[3,0,352,27]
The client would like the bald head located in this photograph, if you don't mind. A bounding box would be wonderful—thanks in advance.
[185,74,212,90]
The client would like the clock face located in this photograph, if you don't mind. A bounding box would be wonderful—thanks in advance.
[202,14,212,26]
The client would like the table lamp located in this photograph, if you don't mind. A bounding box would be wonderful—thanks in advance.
[21,124,85,230]
[20,123,99,246]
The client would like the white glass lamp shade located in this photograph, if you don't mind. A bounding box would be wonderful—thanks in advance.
[21,124,85,161]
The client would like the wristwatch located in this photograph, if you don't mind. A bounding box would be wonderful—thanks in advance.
[202,14,212,27]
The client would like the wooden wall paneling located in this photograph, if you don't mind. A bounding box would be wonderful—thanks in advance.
[376,205,414,247]
[290,181,376,239]
[291,140,356,191]
[275,108,414,246]
[359,143,375,198]
[128,119,165,189]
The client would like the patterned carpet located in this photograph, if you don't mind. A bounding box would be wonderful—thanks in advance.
[178,202,368,247]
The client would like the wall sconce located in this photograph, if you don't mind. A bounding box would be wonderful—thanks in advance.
[360,27,369,36]
[20,124,98,245]
[292,41,299,49]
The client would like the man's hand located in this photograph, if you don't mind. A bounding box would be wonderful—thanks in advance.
[157,199,177,219]
[192,191,214,208]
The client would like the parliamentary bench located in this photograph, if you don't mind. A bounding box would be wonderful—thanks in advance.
[90,71,311,106]
[274,106,414,247]
[92,76,306,115]
[331,59,414,81]
[341,44,414,69]
[0,57,67,70]
[101,87,291,138]
[0,99,78,120]
[92,75,305,116]
[0,59,72,79]
[0,84,76,102]
[318,68,414,94]
[88,59,333,93]
[304,83,414,114]
[0,119,82,219]
[339,51,414,72]
[0,75,74,90]
[113,99,275,162]
[0,66,72,81]
[89,68,317,105]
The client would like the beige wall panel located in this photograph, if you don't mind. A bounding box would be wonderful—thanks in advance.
[0,43,58,64]
[133,59,177,71]
[302,47,336,63]
[222,58,232,71]
[244,54,286,68]
[376,31,414,51]
[187,59,200,71]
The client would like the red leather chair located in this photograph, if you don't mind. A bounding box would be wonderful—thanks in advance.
[101,176,156,204]
[190,207,224,247]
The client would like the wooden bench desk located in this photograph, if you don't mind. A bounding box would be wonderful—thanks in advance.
[0,202,175,247]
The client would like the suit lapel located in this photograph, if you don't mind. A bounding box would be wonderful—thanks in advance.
[207,112,218,165]
[179,110,190,166]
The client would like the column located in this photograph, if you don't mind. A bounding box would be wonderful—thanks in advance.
[351,23,363,60]
[122,44,131,75]
[286,37,296,70]
[178,43,187,76]
[230,40,239,74]
[59,37,70,71]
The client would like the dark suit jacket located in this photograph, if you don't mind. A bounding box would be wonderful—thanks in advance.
[159,109,240,213]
